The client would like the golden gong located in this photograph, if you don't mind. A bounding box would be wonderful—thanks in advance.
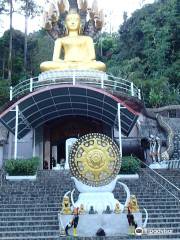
[69,133,121,187]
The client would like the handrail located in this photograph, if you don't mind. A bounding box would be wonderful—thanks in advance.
[166,159,180,169]
[142,168,180,202]
[140,160,180,192]
[9,71,141,101]
[139,159,180,202]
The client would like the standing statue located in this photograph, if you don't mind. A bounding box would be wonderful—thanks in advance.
[149,135,162,163]
[40,10,106,72]
[149,135,156,163]
[156,136,161,162]
[65,207,79,236]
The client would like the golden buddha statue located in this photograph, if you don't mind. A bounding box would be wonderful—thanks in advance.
[40,11,106,72]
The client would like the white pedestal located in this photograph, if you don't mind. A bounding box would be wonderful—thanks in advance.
[71,176,130,213]
[65,138,77,169]
[59,213,142,237]
[149,161,168,169]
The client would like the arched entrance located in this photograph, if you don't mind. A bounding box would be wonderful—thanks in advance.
[43,116,111,169]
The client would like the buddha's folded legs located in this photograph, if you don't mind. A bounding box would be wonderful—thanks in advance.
[40,61,106,72]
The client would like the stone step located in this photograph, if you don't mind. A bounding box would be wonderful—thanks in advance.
[1,208,178,216]
[0,207,59,212]
[147,217,180,223]
[0,225,59,232]
[147,222,180,228]
[0,236,59,240]
[0,220,58,226]
[0,216,58,221]
[0,195,178,201]
[142,213,180,218]
[0,211,58,216]
[1,218,179,227]
[0,206,179,213]
[0,201,178,207]
[0,230,59,238]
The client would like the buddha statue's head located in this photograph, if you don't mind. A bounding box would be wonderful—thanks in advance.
[65,10,81,33]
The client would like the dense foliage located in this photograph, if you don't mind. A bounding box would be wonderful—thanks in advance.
[96,0,180,107]
[0,0,179,107]
[120,156,140,174]
[0,29,53,83]
[5,157,40,176]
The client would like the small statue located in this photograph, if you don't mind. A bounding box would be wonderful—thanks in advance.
[61,196,72,214]
[156,136,161,162]
[40,10,106,72]
[79,204,85,214]
[103,205,112,214]
[127,207,137,235]
[89,206,97,214]
[149,135,156,163]
[149,134,162,163]
[65,207,79,236]
[114,203,121,214]
[128,195,139,213]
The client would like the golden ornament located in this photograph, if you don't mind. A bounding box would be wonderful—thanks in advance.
[69,133,121,187]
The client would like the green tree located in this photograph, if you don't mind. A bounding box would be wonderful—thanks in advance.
[27,30,54,75]
[0,29,25,85]
[17,0,41,76]
[98,0,180,107]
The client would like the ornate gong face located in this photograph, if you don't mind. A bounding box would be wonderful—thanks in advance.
[69,133,121,187]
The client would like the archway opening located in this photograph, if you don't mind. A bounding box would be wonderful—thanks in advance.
[43,116,112,169]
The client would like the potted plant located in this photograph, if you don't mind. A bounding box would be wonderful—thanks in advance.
[5,157,40,180]
[119,155,140,179]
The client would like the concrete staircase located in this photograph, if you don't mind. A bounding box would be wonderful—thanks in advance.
[0,169,179,240]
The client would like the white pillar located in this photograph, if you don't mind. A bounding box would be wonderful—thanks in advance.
[30,78,33,92]
[33,129,36,157]
[73,71,76,85]
[131,82,134,96]
[65,138,78,169]
[138,89,141,100]
[0,145,3,169]
[117,103,122,157]
[101,75,104,88]
[14,105,19,159]
[10,86,13,101]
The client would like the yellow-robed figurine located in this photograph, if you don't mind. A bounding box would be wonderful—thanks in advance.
[128,195,140,213]
[40,10,106,72]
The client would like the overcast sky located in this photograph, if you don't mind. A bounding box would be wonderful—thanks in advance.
[0,0,154,35]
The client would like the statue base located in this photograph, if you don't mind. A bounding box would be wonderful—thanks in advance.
[71,176,130,213]
[58,213,142,237]
[38,69,108,82]
[149,161,168,169]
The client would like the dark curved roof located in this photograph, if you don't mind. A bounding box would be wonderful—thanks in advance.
[0,85,139,138]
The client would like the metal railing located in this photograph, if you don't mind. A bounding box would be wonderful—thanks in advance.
[10,71,141,100]
[166,159,180,169]
[139,160,180,202]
